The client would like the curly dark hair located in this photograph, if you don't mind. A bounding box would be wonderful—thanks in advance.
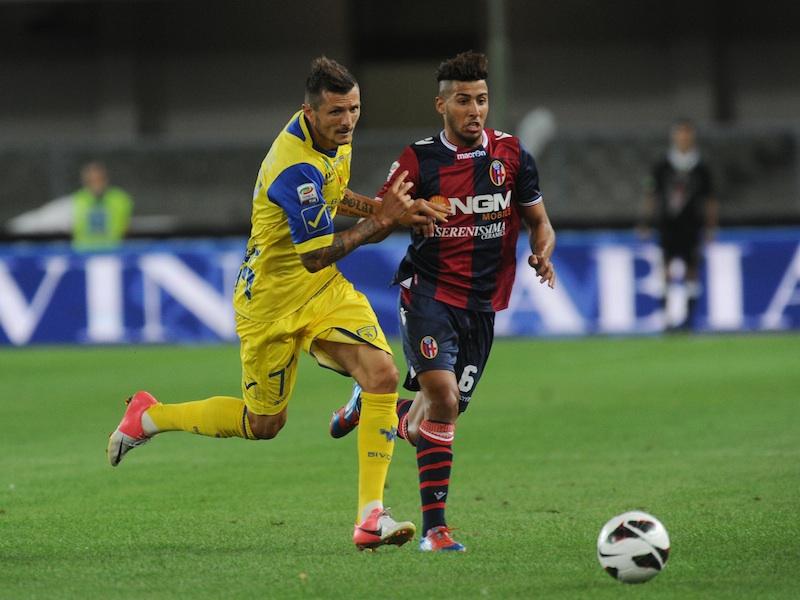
[436,51,489,82]
[305,56,358,108]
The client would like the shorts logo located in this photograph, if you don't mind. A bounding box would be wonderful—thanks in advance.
[420,335,439,359]
[489,160,506,186]
[356,325,378,342]
[301,204,331,234]
[297,183,320,205]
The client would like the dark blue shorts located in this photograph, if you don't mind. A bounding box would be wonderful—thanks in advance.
[398,289,495,413]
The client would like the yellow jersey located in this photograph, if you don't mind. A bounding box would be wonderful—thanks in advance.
[234,111,351,321]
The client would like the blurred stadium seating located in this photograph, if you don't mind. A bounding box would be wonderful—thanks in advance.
[2,0,799,237]
[2,126,798,236]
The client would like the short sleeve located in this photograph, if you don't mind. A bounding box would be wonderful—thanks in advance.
[267,163,334,253]
[376,146,420,199]
[516,145,543,206]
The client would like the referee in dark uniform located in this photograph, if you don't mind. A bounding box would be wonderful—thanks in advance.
[641,119,718,330]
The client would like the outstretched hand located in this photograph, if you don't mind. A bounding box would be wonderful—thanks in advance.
[528,254,556,288]
[374,171,414,228]
[375,171,450,230]
[401,199,450,232]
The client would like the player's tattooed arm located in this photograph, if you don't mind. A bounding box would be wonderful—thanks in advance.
[336,189,394,244]
[521,201,557,288]
[300,172,417,272]
[339,188,449,237]
[337,189,379,218]
[299,216,387,272]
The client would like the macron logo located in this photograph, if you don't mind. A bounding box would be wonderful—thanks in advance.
[456,149,487,160]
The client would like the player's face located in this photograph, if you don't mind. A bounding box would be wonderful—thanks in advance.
[303,87,361,151]
[436,80,489,148]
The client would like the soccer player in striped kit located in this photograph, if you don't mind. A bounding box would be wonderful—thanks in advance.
[330,51,557,551]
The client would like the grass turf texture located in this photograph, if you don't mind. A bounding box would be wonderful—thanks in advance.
[0,334,798,599]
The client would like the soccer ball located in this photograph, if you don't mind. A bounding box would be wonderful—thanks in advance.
[597,510,670,584]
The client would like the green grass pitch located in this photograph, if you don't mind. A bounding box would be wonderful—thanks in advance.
[1,334,798,599]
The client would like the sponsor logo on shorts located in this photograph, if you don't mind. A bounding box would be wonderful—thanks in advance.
[297,183,320,205]
[489,159,507,186]
[356,325,378,341]
[420,335,439,359]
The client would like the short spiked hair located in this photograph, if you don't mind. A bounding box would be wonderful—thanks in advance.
[436,50,489,83]
[305,56,358,108]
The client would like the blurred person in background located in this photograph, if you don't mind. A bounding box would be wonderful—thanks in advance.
[640,119,718,330]
[72,161,133,251]
[106,56,447,551]
[328,51,556,552]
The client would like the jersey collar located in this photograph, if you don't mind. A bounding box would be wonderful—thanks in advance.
[297,111,339,158]
[439,129,489,153]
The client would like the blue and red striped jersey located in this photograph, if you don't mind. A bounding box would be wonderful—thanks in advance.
[378,128,542,312]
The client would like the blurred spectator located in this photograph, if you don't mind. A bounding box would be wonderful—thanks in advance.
[71,161,133,251]
[640,119,719,330]
[518,107,557,157]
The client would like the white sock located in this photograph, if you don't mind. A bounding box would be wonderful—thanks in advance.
[141,411,159,436]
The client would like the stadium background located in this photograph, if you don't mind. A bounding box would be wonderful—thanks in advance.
[1,0,799,344]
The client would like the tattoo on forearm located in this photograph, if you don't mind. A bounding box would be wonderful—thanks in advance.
[301,217,384,271]
[340,191,375,217]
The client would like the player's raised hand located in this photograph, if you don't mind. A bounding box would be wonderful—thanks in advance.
[528,254,556,288]
[374,171,414,228]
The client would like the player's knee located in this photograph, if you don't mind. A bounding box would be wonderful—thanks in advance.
[359,357,399,393]
[248,412,286,440]
[423,380,461,417]
[439,392,461,417]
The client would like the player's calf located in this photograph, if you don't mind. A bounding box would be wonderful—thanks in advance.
[247,411,286,439]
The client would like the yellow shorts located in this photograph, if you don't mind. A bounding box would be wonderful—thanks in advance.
[236,273,392,416]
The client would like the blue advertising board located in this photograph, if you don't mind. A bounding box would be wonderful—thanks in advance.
[1,229,799,345]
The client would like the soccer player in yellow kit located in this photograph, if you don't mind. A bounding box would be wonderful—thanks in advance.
[107,57,446,550]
